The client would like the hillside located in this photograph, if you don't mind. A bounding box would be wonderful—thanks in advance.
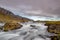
[0,7,32,31]
[0,7,32,23]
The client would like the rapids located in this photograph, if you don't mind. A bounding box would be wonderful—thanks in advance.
[0,22,55,40]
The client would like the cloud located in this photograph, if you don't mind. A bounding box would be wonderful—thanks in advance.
[0,0,60,20]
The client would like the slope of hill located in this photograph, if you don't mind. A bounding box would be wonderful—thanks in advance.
[0,7,32,23]
[0,7,33,31]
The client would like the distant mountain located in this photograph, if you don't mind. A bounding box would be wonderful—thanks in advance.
[0,7,32,23]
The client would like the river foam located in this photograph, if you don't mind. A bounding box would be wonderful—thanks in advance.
[0,21,55,40]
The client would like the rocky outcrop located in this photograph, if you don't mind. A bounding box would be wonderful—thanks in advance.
[45,24,60,34]
[45,23,60,40]
[2,23,23,31]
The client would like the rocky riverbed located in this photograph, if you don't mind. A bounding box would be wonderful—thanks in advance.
[0,22,56,40]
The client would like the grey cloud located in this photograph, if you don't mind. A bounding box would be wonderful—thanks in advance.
[0,0,60,20]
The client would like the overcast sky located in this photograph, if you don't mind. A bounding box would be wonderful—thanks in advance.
[0,0,60,21]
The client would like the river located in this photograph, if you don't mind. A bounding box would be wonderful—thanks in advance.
[0,22,55,40]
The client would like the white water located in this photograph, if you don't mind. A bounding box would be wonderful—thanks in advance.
[0,22,55,40]
[0,23,5,27]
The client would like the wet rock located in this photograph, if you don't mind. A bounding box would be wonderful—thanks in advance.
[45,23,60,40]
[2,23,23,31]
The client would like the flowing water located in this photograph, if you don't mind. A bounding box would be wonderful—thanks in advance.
[0,22,55,40]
